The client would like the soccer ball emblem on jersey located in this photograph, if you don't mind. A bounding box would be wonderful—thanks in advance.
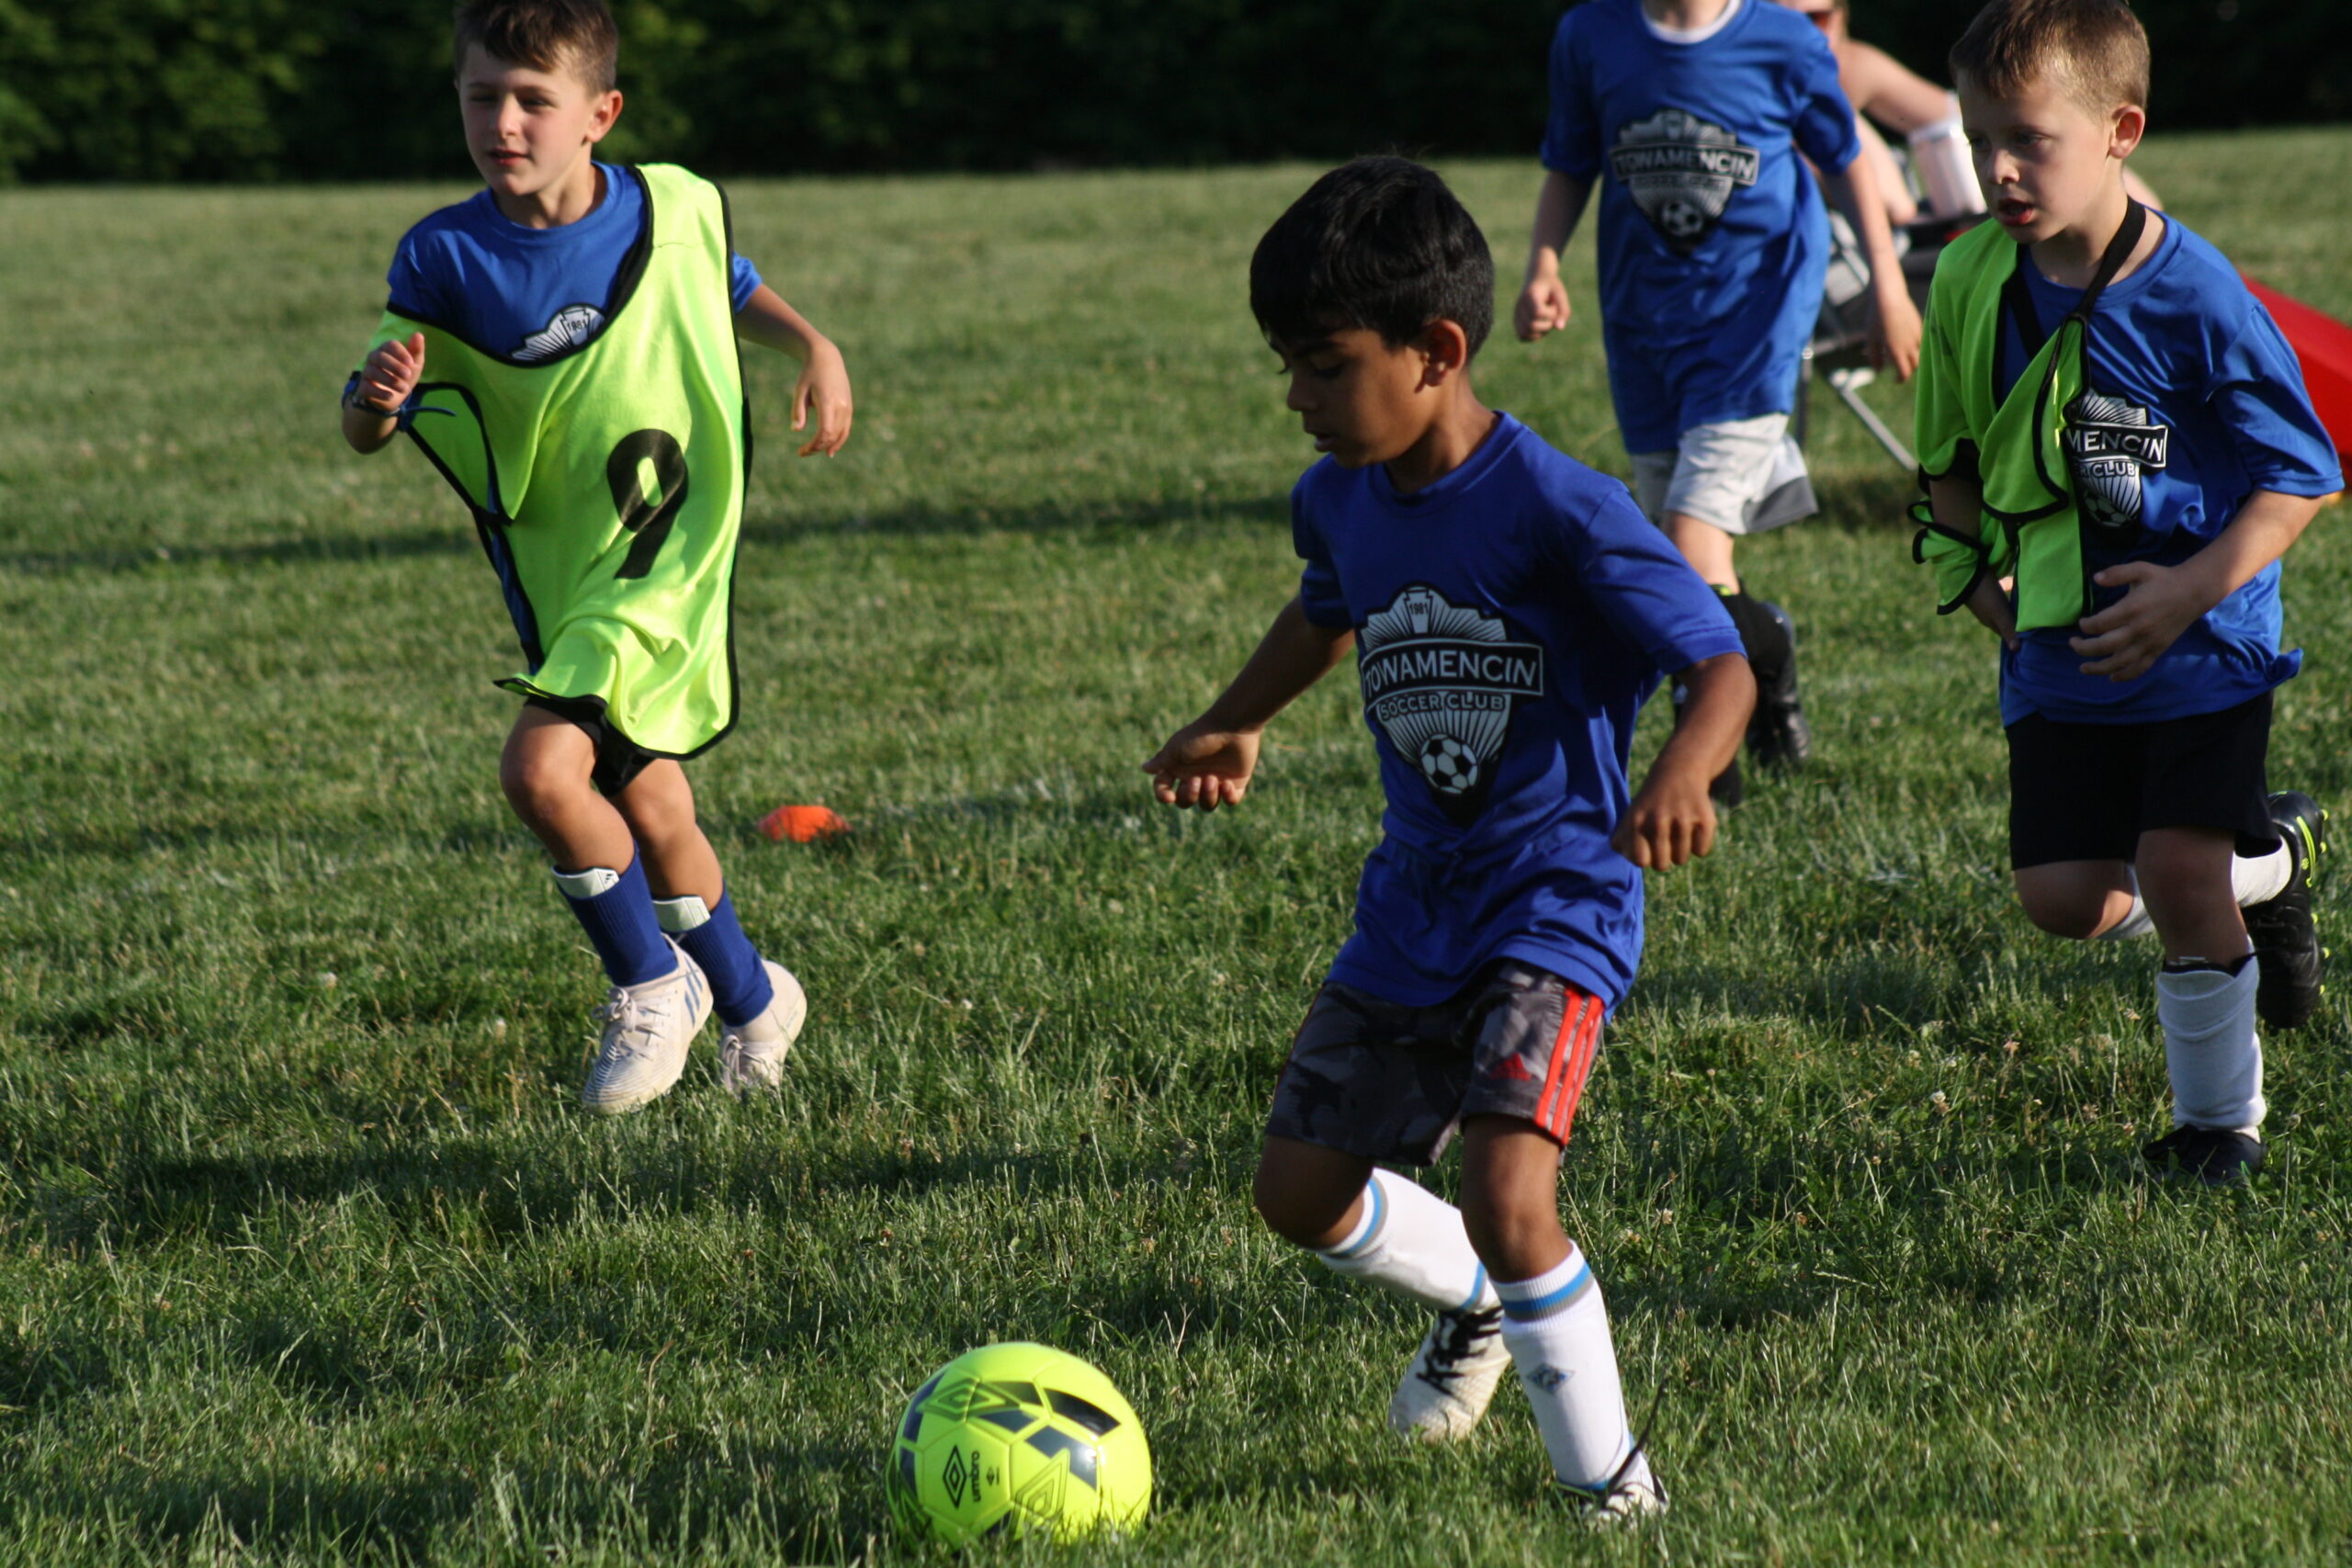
[1609,107,1762,256]
[1420,734,1481,795]
[1357,584,1546,824]
[1656,197,1708,243]
[886,1343,1153,1548]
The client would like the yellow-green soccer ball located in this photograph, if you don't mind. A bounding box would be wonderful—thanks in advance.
[886,1342,1152,1546]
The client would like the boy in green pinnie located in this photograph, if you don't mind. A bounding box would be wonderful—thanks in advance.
[343,0,854,1112]
[1915,0,2340,1183]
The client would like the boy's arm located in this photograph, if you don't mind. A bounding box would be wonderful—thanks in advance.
[1516,171,1593,343]
[1612,651,1754,869]
[1142,596,1355,812]
[734,283,854,457]
[2070,490,2326,681]
[341,332,425,455]
[1817,154,1922,380]
[1926,471,2019,648]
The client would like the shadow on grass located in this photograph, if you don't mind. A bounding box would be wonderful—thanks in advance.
[0,492,1290,577]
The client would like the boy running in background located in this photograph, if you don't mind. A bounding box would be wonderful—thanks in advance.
[343,0,853,1112]
[1146,158,1754,1517]
[1915,0,2340,1184]
[1519,0,1922,802]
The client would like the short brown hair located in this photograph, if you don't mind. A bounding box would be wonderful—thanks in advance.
[453,0,619,94]
[1950,0,2150,116]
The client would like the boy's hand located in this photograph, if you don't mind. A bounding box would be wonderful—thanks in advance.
[2070,559,2208,681]
[1964,573,2020,650]
[1142,722,1261,812]
[1515,275,1572,342]
[1611,765,1718,870]
[1868,281,1922,382]
[793,340,854,457]
[355,333,425,414]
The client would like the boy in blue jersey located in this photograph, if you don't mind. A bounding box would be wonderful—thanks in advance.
[1916,0,2341,1184]
[1145,159,1754,1517]
[342,0,854,1113]
[1519,0,1923,802]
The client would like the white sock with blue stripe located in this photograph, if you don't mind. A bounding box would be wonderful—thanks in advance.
[1315,1168,1499,1314]
[1497,1244,1641,1493]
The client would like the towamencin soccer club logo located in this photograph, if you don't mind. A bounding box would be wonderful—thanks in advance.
[1610,108,1761,254]
[2064,389,2170,543]
[1359,586,1545,821]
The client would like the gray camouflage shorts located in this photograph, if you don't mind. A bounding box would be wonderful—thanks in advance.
[1263,962,1607,1166]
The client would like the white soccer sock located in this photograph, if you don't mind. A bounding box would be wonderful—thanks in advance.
[2102,847,2293,942]
[2233,841,2292,908]
[1316,1168,1499,1314]
[2158,958,2265,1134]
[1494,1245,1639,1492]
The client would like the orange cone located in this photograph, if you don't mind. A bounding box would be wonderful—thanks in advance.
[760,804,851,843]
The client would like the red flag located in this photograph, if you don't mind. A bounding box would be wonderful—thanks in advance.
[2245,276,2352,459]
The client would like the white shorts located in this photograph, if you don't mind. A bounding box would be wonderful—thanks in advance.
[1630,414,1817,537]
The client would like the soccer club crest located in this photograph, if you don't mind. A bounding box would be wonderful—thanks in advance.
[1357,586,1545,823]
[2063,389,2170,545]
[1609,108,1760,255]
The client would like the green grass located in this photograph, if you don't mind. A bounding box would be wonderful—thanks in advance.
[4,128,2352,1565]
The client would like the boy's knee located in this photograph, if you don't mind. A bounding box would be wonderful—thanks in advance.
[1251,1152,1362,1250]
[2013,867,2117,941]
[2018,891,2106,941]
[499,748,588,831]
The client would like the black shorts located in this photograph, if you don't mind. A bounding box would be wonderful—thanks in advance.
[524,694,664,797]
[2007,693,2277,869]
[1262,962,1606,1167]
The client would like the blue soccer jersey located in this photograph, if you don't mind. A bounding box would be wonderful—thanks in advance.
[381,163,761,361]
[1992,217,2343,726]
[1295,414,1744,1010]
[1540,0,1859,451]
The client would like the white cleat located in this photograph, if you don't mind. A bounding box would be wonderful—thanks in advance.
[1563,1449,1668,1526]
[719,960,808,1093]
[580,943,712,1114]
[1389,1306,1510,1442]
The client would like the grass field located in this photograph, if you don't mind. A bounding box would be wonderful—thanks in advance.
[4,129,2352,1565]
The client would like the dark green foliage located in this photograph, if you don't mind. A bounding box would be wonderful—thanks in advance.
[2,0,2345,183]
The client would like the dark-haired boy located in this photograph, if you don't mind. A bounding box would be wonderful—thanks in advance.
[1146,157,1754,1517]
[1916,0,2341,1183]
[1519,0,1923,800]
[343,0,854,1112]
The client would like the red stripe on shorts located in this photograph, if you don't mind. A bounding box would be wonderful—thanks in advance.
[1533,989,1602,1144]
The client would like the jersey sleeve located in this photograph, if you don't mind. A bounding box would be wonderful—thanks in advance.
[1543,485,1743,671]
[2209,297,2346,499]
[1913,269,1978,481]
[1291,483,1352,629]
[1789,28,1862,173]
[729,254,763,313]
[383,226,453,331]
[1538,12,1603,179]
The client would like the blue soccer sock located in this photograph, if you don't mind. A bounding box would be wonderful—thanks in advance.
[552,857,676,988]
[654,887,775,1028]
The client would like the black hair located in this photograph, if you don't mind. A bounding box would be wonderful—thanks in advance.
[1250,156,1495,358]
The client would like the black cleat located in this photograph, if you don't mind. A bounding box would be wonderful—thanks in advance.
[2245,791,2327,1031]
[2142,1124,2267,1187]
[1741,599,1812,771]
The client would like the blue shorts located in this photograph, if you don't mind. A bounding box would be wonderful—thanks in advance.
[1606,326,1803,455]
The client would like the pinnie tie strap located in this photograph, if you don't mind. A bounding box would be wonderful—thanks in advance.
[1911,507,1996,615]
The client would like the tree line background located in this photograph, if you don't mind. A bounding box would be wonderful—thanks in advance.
[2,0,2343,184]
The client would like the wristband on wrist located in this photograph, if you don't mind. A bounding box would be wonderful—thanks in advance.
[343,382,408,420]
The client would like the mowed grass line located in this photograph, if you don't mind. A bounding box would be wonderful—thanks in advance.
[1,131,2349,1564]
